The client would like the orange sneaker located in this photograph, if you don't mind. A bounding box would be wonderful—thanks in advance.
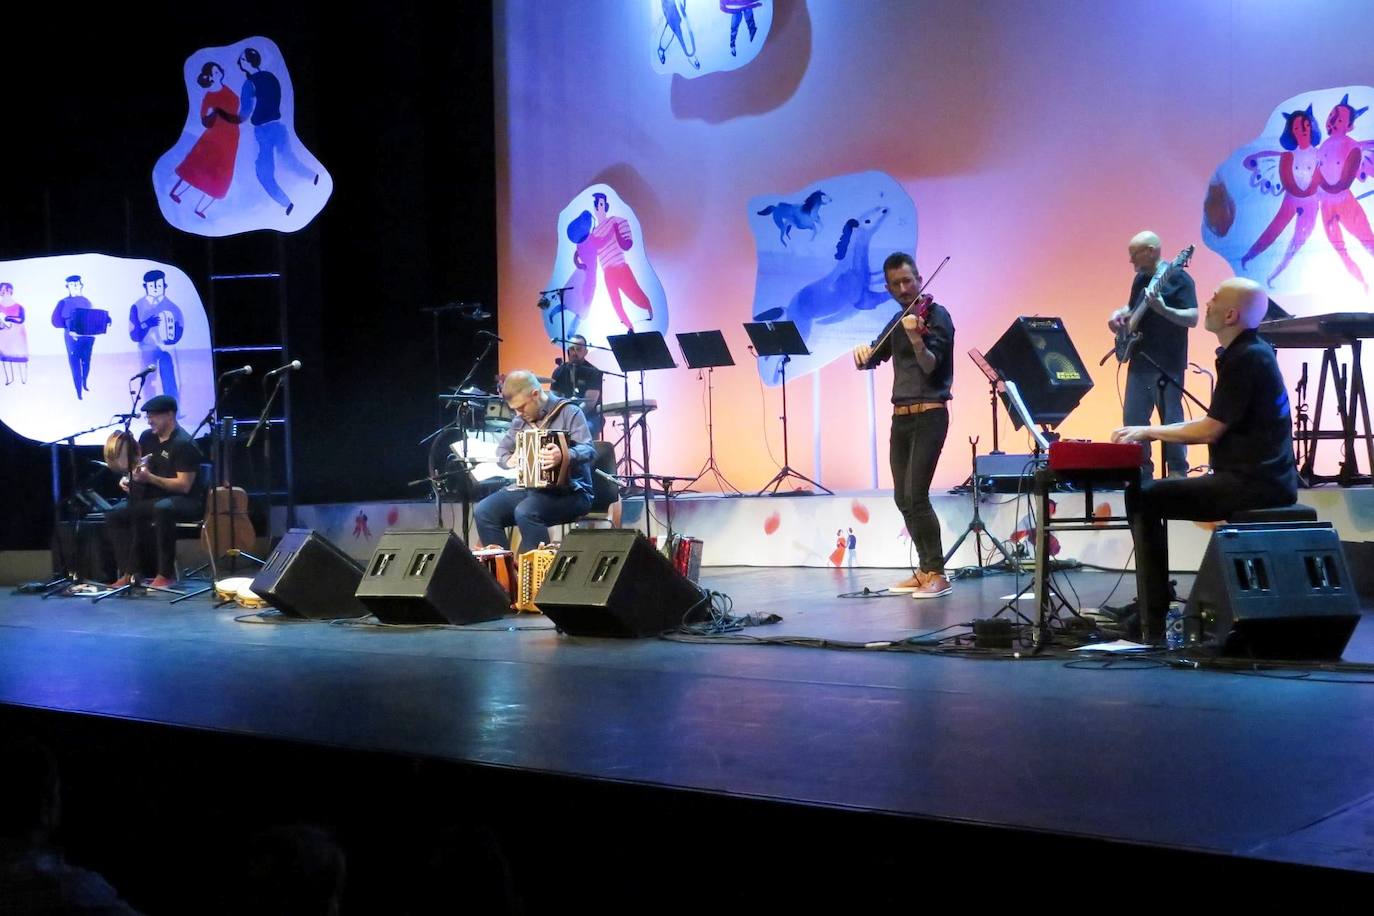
[149,575,178,589]
[890,574,924,593]
[109,574,135,589]
[910,571,952,599]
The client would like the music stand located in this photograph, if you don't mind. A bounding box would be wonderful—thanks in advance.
[607,332,677,538]
[677,330,742,496]
[744,321,830,496]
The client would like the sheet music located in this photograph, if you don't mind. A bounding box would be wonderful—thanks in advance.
[450,439,516,483]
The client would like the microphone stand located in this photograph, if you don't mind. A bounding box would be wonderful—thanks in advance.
[170,371,256,603]
[423,333,500,537]
[538,287,573,363]
[39,415,134,596]
[1133,351,1207,478]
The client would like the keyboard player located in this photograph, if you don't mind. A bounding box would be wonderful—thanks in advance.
[1110,277,1298,641]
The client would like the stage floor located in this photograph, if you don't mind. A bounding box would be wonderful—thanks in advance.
[2,565,1374,882]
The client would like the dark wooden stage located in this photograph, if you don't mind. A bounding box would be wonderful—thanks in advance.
[3,564,1373,908]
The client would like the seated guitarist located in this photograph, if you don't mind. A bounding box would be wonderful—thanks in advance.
[1112,278,1298,641]
[474,370,596,550]
[1107,231,1198,479]
[104,395,205,588]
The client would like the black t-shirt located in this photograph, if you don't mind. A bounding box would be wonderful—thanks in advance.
[133,426,204,500]
[1206,329,1297,496]
[870,301,955,404]
[1128,269,1196,373]
[550,360,603,403]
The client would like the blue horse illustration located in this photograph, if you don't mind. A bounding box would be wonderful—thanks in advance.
[753,204,891,381]
[756,190,831,246]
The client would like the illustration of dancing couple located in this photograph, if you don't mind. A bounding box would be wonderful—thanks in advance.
[168,47,319,220]
[549,192,655,336]
[1241,94,1374,289]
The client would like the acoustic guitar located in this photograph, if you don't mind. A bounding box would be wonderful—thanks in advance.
[203,417,257,557]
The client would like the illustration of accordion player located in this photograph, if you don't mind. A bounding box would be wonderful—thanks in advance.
[473,369,598,552]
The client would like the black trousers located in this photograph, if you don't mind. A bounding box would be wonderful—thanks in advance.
[1126,472,1294,635]
[104,495,202,579]
[890,407,949,573]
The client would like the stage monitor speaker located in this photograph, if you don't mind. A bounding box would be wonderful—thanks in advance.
[974,453,1036,493]
[252,528,368,619]
[535,529,706,638]
[1186,522,1359,660]
[355,529,508,625]
[984,317,1093,428]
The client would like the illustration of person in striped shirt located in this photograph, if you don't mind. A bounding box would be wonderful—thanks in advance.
[590,192,654,331]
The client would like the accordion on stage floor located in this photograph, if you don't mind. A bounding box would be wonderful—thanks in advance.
[516,546,557,613]
[652,534,704,584]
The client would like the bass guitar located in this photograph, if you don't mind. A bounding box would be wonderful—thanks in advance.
[1108,244,1195,364]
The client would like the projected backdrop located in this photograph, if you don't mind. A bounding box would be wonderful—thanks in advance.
[0,254,213,445]
[153,36,332,237]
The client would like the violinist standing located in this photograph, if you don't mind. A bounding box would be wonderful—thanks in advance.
[852,252,956,598]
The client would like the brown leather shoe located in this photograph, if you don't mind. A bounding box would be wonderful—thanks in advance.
[910,572,952,599]
[890,574,924,593]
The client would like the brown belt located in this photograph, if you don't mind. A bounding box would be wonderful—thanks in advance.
[893,402,947,417]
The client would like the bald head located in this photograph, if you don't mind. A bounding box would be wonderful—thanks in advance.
[1128,231,1162,274]
[1204,277,1269,344]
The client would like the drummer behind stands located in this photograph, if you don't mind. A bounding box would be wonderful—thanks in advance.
[104,394,205,588]
[550,334,603,437]
[474,370,596,550]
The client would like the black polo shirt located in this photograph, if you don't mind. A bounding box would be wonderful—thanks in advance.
[870,301,954,405]
[1206,329,1297,496]
[134,426,204,501]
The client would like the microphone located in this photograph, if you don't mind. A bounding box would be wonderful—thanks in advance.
[130,363,157,381]
[219,365,253,379]
[593,468,625,490]
[1298,361,1308,394]
[264,359,302,379]
[478,330,503,342]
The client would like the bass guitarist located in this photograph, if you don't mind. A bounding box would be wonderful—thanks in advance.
[1106,231,1198,479]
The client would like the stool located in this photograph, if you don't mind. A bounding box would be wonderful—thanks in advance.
[1226,505,1318,524]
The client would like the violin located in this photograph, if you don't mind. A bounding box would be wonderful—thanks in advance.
[857,256,949,370]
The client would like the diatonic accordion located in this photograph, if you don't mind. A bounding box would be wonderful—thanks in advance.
[514,428,571,489]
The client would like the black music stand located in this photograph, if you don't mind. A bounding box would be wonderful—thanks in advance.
[744,321,830,496]
[607,332,677,538]
[677,330,742,495]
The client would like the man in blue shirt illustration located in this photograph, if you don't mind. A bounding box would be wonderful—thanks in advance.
[237,47,318,216]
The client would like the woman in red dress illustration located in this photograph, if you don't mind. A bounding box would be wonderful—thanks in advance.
[169,62,240,219]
